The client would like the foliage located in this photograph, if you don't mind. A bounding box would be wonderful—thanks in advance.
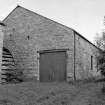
[95,32,105,76]
[97,51,105,76]
[95,32,105,50]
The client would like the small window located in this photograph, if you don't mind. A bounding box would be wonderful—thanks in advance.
[27,36,30,40]
[91,56,93,70]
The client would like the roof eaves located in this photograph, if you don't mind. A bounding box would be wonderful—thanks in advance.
[74,30,102,51]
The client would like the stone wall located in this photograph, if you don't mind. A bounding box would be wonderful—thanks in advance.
[75,32,100,80]
[2,6,100,81]
[3,6,75,81]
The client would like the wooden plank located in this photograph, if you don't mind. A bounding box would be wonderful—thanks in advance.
[39,51,66,82]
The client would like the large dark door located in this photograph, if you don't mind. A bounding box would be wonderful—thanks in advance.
[39,51,67,82]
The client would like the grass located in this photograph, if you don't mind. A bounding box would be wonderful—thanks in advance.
[0,80,104,105]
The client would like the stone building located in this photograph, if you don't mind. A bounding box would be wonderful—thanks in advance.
[0,5,101,82]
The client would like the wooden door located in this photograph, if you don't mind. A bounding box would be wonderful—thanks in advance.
[39,51,66,82]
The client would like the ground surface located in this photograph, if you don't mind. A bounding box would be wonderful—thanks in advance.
[0,81,105,105]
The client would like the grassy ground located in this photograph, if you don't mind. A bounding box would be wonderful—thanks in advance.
[0,80,104,105]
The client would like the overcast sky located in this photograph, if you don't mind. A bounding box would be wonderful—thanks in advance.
[0,0,105,43]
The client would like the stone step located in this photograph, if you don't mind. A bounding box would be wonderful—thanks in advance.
[2,60,13,63]
[2,55,13,58]
[3,52,12,55]
[3,47,10,53]
[2,59,14,62]
[2,68,16,71]
[2,63,15,66]
[2,58,13,61]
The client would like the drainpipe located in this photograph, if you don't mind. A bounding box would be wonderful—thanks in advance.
[0,22,5,83]
[74,31,76,80]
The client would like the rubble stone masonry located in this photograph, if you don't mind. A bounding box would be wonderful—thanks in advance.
[1,6,100,81]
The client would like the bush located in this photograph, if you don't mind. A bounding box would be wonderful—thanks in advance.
[102,84,105,93]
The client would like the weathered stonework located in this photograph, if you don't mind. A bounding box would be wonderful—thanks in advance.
[1,6,100,81]
[3,6,75,81]
[75,32,100,80]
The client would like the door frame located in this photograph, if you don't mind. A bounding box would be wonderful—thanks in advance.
[37,49,69,82]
